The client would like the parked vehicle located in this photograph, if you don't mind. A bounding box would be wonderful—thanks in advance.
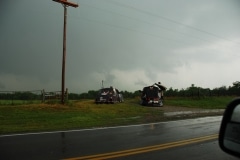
[95,86,123,104]
[140,82,166,107]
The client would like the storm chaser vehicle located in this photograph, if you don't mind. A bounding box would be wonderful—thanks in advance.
[95,86,123,104]
[140,82,166,107]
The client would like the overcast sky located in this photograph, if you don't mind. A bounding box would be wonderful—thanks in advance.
[1,0,240,93]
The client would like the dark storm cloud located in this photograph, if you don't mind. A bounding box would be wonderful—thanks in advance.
[1,0,240,93]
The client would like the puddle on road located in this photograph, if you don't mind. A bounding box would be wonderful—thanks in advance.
[164,109,225,116]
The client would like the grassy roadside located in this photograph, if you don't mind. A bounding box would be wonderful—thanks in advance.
[164,96,234,109]
[0,97,235,135]
[0,99,162,134]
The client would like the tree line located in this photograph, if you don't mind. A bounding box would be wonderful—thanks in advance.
[1,81,240,101]
[70,81,240,100]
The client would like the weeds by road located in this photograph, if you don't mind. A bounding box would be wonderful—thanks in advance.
[0,97,234,135]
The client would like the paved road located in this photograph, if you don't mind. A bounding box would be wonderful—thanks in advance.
[0,116,238,160]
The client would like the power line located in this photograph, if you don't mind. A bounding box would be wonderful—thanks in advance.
[71,2,239,50]
[70,14,195,49]
[107,0,240,45]
[80,3,212,43]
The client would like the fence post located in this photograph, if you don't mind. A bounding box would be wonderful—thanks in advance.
[11,91,14,105]
[42,89,45,103]
[65,88,68,101]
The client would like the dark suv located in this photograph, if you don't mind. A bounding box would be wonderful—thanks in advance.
[140,83,166,107]
[95,87,123,104]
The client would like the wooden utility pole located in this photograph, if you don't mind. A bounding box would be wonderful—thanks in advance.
[52,0,78,104]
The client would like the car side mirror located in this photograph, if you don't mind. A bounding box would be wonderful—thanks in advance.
[219,98,240,158]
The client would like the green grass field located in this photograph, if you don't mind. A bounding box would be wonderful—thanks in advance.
[0,100,42,105]
[164,96,234,109]
[0,96,235,135]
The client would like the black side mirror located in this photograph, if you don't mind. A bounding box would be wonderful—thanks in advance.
[219,98,240,158]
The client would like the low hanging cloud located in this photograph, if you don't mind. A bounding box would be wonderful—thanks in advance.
[1,0,240,93]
